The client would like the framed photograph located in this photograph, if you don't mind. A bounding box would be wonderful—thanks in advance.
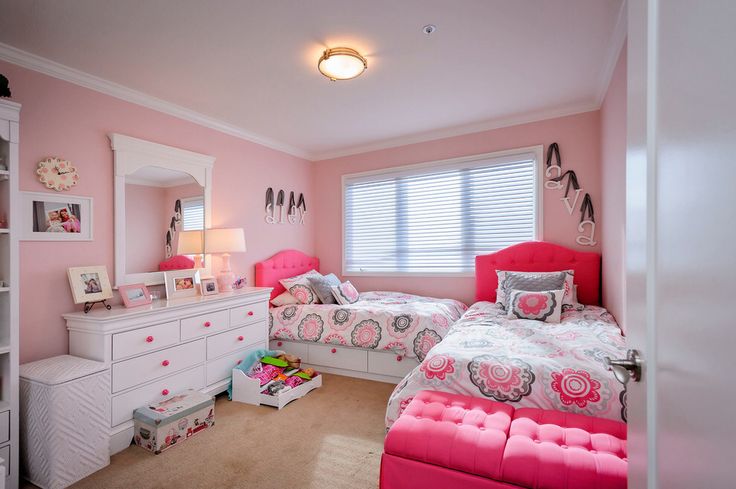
[164,269,200,300]
[200,277,219,296]
[119,283,153,308]
[21,191,93,241]
[67,266,113,304]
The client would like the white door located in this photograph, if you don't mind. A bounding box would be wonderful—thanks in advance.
[625,1,736,488]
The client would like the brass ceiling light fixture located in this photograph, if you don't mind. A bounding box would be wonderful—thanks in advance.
[318,47,367,81]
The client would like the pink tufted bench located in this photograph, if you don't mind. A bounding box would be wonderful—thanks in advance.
[381,391,627,489]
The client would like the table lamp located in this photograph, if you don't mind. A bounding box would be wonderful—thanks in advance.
[205,227,246,291]
[176,230,204,269]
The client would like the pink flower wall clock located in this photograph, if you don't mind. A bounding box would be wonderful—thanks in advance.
[36,157,79,191]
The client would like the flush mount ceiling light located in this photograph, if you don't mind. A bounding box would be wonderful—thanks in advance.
[318,47,367,81]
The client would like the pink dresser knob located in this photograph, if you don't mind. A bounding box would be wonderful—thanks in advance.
[236,360,242,365]
[161,360,170,367]
[247,311,254,316]
[277,341,283,347]
[396,356,403,362]
[238,335,244,341]
[204,321,211,328]
[146,336,154,343]
[331,348,337,354]
[161,389,169,396]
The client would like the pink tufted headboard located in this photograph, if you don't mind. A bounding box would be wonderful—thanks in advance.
[475,241,601,305]
[255,249,320,301]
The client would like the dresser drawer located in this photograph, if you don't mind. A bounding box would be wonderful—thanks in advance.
[309,344,367,372]
[112,339,205,393]
[112,321,179,360]
[181,309,229,341]
[368,351,419,378]
[270,339,309,360]
[0,409,9,444]
[207,322,265,359]
[230,301,267,327]
[111,365,205,426]
[206,347,255,385]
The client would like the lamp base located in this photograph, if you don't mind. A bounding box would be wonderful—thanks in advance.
[217,270,235,292]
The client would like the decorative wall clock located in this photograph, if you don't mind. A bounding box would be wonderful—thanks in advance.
[36,157,79,191]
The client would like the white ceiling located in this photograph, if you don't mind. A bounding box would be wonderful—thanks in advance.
[0,0,625,160]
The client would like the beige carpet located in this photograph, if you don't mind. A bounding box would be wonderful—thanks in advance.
[28,374,395,489]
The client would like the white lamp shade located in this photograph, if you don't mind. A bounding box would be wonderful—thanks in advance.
[205,228,246,254]
[176,230,204,255]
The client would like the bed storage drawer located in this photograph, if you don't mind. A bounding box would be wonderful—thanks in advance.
[112,339,205,393]
[111,365,205,426]
[181,309,229,340]
[112,321,180,360]
[270,340,309,360]
[207,322,265,359]
[309,344,367,372]
[230,302,268,327]
[368,351,419,378]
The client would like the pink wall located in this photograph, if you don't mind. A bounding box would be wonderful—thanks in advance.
[313,111,602,305]
[2,60,315,363]
[600,44,627,327]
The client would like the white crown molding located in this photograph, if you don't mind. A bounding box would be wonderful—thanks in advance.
[595,0,628,106]
[311,101,600,161]
[0,42,310,159]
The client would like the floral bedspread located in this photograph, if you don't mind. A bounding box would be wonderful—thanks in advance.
[269,291,468,361]
[386,301,627,428]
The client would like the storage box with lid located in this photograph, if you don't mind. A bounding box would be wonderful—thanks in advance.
[133,389,215,454]
[19,355,110,489]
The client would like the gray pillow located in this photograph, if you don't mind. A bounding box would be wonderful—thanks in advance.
[496,271,568,308]
[308,273,342,304]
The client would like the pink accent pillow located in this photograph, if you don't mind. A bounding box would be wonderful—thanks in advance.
[331,281,360,305]
[506,289,565,323]
[279,269,323,304]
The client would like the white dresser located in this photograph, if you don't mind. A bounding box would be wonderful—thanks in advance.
[64,287,271,454]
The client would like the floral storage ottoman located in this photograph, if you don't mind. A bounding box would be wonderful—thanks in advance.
[133,389,215,454]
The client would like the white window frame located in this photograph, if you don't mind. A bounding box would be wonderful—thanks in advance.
[341,145,544,277]
[180,196,205,231]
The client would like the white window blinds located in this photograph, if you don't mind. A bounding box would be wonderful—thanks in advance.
[343,150,540,274]
[181,197,205,231]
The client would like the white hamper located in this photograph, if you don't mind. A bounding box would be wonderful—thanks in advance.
[20,355,111,489]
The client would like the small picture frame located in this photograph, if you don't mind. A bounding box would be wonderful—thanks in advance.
[200,277,219,296]
[164,269,200,300]
[67,266,113,304]
[119,283,153,308]
[21,191,93,241]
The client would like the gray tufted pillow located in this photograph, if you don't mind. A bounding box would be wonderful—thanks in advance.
[308,273,342,304]
[496,270,568,309]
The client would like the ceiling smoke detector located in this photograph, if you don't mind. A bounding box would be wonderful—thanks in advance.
[422,24,437,35]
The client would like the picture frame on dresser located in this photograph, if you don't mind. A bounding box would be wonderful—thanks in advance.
[200,277,219,296]
[67,266,113,304]
[20,191,93,241]
[164,269,200,300]
[119,283,152,308]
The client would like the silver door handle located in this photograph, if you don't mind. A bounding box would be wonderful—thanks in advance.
[604,349,642,385]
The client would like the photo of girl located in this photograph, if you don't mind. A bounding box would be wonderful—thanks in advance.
[33,201,83,234]
[81,273,102,294]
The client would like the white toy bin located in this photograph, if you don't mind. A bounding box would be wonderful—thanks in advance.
[231,369,322,409]
[20,355,110,489]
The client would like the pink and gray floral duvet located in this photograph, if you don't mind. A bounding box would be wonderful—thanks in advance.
[269,291,468,361]
[386,301,627,428]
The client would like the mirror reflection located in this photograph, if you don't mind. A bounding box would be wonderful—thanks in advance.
[125,166,204,274]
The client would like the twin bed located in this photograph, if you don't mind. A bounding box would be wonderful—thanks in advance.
[254,242,627,426]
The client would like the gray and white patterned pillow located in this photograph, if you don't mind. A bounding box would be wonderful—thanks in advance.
[307,273,342,304]
[496,270,572,309]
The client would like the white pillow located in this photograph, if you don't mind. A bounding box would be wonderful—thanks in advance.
[279,270,323,304]
[331,281,360,305]
[506,289,565,323]
[270,291,299,307]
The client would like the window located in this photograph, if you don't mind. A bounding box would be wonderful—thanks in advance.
[181,197,205,231]
[343,147,541,275]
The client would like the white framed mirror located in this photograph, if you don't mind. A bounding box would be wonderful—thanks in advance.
[110,134,214,287]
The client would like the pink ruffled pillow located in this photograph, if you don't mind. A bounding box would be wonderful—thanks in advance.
[331,281,360,305]
[506,289,565,323]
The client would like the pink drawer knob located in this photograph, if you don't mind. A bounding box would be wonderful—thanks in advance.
[236,360,242,365]
[331,348,337,354]
[277,341,283,347]
[146,336,154,343]
[396,356,403,362]
[161,360,170,367]
[161,389,169,396]
[204,321,211,328]
[238,335,244,341]
[247,311,254,316]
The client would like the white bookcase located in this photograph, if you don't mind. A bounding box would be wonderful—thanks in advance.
[0,99,20,488]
